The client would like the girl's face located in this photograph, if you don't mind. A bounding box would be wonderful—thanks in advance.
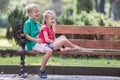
[46,15,56,26]
[30,7,40,21]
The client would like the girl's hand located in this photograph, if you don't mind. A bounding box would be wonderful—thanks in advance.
[53,21,56,26]
[52,21,56,32]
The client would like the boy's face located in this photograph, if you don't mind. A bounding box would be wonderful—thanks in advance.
[30,7,40,20]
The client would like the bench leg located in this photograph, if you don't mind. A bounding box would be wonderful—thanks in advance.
[18,47,27,78]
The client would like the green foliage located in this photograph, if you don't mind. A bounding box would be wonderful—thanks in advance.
[74,10,119,26]
[6,7,28,45]
[57,10,119,26]
[56,13,74,25]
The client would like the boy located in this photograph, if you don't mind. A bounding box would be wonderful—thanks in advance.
[24,4,53,78]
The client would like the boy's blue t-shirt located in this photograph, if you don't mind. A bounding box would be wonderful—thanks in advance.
[23,18,40,50]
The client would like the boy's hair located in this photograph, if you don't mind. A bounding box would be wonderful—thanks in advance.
[25,3,40,14]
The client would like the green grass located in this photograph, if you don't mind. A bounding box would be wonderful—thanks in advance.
[0,28,6,37]
[0,38,19,49]
[0,55,120,67]
[0,28,19,49]
[0,28,12,48]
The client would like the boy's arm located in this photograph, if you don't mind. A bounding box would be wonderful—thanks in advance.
[24,33,41,44]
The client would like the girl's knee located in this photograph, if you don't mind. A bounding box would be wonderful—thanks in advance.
[59,35,66,39]
[61,38,68,43]
[44,47,53,54]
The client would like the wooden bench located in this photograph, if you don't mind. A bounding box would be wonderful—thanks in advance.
[17,25,120,56]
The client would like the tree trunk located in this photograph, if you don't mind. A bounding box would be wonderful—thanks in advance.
[94,0,98,11]
[109,0,120,20]
[109,0,114,18]
[99,0,105,14]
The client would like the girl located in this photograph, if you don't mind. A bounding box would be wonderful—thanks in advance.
[39,10,85,51]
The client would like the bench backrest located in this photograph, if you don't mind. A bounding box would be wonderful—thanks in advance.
[55,25,120,50]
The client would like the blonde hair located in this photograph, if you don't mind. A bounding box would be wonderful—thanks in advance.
[25,3,40,14]
[43,10,56,24]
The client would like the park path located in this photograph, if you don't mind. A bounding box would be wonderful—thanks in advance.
[0,74,120,80]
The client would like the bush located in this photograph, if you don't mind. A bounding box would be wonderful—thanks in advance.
[6,7,28,45]
[74,10,119,26]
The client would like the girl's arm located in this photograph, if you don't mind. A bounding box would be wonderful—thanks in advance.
[43,31,54,43]
[52,22,56,40]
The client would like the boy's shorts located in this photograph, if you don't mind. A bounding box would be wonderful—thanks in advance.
[33,43,47,53]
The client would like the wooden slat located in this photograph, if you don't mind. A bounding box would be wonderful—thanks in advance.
[17,49,120,56]
[55,25,120,35]
[17,50,39,54]
[54,51,120,56]
[69,39,120,49]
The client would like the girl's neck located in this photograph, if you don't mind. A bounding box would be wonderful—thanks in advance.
[46,23,51,28]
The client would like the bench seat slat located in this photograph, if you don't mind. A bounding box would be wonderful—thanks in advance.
[17,50,120,56]
[54,51,120,56]
[17,50,39,54]
[69,39,120,49]
[55,25,120,35]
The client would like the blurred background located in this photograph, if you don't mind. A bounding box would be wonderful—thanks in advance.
[1,0,120,48]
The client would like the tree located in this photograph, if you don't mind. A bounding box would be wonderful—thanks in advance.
[0,0,9,11]
[74,0,93,14]
[109,0,120,20]
[94,0,105,14]
[99,0,105,14]
[94,0,99,11]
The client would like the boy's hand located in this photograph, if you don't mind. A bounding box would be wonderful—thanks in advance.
[20,34,25,37]
[35,38,42,44]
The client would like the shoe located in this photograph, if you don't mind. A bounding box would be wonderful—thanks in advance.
[38,70,47,78]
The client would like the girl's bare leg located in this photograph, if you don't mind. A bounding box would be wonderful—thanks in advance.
[40,46,53,70]
[53,35,76,50]
[54,35,66,41]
